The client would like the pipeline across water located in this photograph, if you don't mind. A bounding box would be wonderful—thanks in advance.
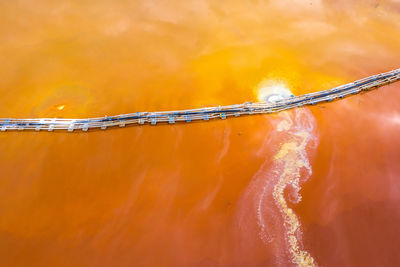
[1,68,399,132]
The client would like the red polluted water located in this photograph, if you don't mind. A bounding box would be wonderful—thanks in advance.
[0,1,400,266]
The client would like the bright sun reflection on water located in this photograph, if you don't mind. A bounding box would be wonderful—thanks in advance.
[56,105,65,111]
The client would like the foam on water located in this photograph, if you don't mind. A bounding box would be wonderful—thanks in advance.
[236,84,319,266]
[270,109,317,266]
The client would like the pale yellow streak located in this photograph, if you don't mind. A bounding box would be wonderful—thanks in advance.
[273,130,316,267]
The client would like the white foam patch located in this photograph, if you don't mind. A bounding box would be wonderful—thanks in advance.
[256,80,293,102]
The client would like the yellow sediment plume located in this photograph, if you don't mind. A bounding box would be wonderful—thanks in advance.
[273,117,316,267]
[274,142,298,160]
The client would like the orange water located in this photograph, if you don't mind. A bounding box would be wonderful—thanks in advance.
[0,1,400,266]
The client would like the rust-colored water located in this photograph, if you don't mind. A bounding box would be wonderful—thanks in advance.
[0,1,400,266]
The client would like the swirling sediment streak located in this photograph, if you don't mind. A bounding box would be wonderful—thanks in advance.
[271,109,317,266]
[236,108,318,266]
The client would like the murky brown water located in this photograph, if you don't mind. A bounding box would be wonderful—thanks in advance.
[0,1,400,266]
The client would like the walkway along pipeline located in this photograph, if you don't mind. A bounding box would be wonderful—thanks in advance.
[1,68,400,132]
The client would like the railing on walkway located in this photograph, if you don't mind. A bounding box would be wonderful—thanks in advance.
[1,68,399,132]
